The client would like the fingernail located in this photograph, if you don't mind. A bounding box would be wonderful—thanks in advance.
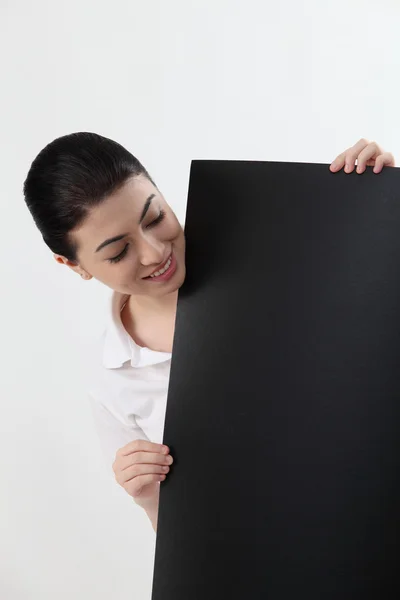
[166,456,173,465]
[162,446,169,454]
[160,475,166,481]
[162,466,169,472]
[345,164,351,173]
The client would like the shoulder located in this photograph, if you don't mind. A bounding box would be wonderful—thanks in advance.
[88,345,135,429]
[86,290,129,402]
[87,289,171,415]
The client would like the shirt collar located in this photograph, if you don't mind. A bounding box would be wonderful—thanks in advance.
[102,292,172,369]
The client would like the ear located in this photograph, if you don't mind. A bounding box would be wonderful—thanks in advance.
[54,254,93,281]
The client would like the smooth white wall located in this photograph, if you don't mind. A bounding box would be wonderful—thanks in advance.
[1,1,400,598]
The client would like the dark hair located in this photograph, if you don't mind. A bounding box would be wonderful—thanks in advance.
[23,132,152,262]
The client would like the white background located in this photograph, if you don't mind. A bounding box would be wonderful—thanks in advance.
[1,1,400,598]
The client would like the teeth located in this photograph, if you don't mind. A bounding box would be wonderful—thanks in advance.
[150,256,172,278]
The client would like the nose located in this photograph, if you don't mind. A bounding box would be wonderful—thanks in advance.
[137,234,165,267]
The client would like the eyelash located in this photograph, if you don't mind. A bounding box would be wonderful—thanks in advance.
[147,209,166,229]
[109,244,129,264]
[108,210,166,264]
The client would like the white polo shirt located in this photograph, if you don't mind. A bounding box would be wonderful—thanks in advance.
[89,292,172,467]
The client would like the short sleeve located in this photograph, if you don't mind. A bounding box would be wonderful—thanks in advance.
[89,393,149,469]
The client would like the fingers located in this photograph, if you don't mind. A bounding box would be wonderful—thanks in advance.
[356,141,382,173]
[113,443,174,489]
[372,151,396,174]
[330,138,395,175]
[125,474,166,498]
[116,463,170,485]
[117,439,169,457]
[113,440,174,498]
[330,138,369,173]
[329,151,346,173]
[119,451,173,471]
[346,138,374,173]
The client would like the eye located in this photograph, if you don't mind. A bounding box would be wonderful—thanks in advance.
[146,209,166,229]
[108,244,129,264]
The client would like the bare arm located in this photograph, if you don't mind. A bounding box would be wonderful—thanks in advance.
[135,488,160,532]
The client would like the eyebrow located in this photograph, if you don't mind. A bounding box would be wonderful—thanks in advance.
[95,194,156,253]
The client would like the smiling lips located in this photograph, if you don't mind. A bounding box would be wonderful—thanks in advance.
[144,253,176,282]
[149,255,172,277]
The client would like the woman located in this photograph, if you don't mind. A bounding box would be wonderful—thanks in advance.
[23,133,395,531]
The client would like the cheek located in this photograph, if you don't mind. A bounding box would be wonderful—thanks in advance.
[117,257,139,278]
[169,218,184,240]
[96,258,136,283]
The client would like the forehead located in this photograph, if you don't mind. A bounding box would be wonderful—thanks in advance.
[74,175,158,242]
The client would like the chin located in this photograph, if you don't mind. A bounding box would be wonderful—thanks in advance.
[177,263,186,288]
[166,263,186,295]
[161,262,186,296]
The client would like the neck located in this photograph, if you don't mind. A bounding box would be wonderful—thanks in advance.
[128,289,178,318]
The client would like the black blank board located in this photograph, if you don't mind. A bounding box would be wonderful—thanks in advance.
[151,161,400,600]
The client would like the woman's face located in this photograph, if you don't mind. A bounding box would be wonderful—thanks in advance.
[60,175,186,297]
